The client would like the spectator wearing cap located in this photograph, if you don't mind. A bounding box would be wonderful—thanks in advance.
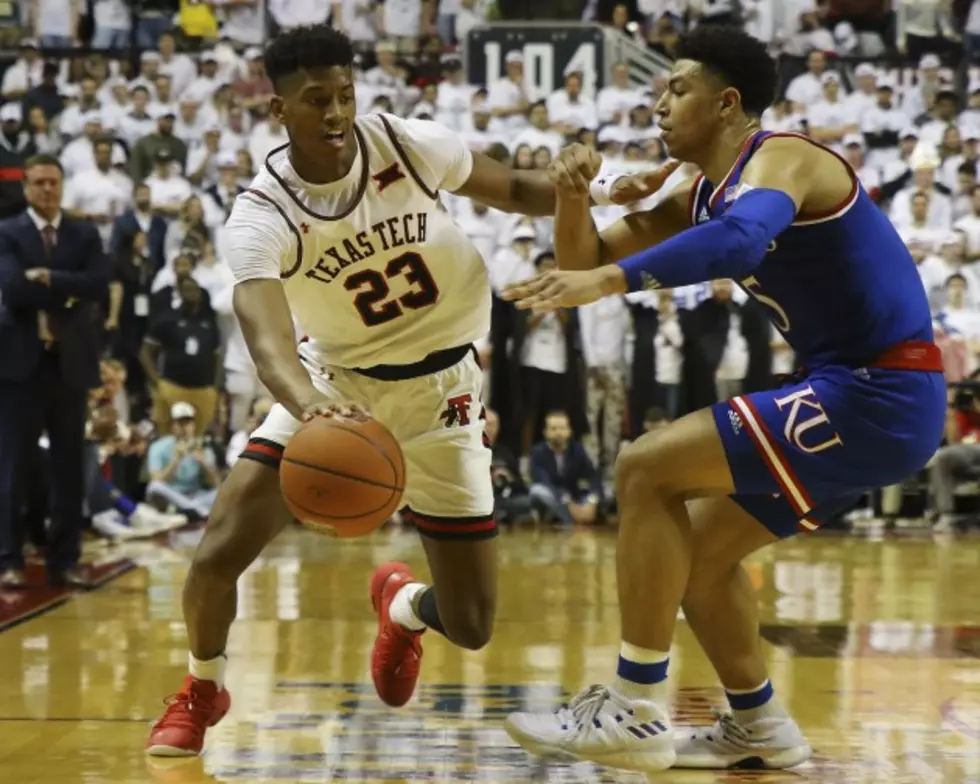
[22,60,64,122]
[145,401,220,520]
[59,76,103,139]
[63,136,132,249]
[432,57,475,131]
[0,104,38,219]
[248,108,288,165]
[843,63,879,122]
[807,71,857,150]
[119,86,156,148]
[860,77,907,170]
[91,0,132,50]
[132,50,162,95]
[896,1,956,64]
[130,108,188,182]
[201,151,245,228]
[181,51,222,107]
[785,50,837,114]
[233,48,274,118]
[459,96,505,153]
[842,134,882,198]
[901,54,948,120]
[363,40,408,108]
[173,97,207,147]
[144,148,193,217]
[546,70,598,138]
[919,230,979,308]
[760,97,806,134]
[1,40,43,101]
[141,275,221,434]
[488,50,534,133]
[891,148,954,231]
[898,190,947,258]
[60,112,107,179]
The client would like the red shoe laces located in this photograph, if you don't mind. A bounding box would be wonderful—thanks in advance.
[156,683,216,734]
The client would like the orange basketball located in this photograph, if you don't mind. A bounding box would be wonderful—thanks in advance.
[279,416,405,538]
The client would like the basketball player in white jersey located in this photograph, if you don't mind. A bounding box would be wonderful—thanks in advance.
[145,24,673,757]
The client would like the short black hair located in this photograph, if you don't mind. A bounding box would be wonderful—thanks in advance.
[265,24,355,90]
[674,25,777,117]
[24,154,63,174]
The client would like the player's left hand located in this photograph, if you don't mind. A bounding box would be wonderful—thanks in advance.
[609,160,682,205]
[24,268,51,285]
[502,267,627,313]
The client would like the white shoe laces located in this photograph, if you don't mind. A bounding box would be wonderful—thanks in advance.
[556,685,637,732]
[698,710,752,746]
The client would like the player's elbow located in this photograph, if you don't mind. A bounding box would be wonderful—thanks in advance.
[710,215,773,279]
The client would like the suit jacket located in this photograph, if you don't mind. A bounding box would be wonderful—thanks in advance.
[529,439,602,502]
[0,212,110,389]
[109,210,167,271]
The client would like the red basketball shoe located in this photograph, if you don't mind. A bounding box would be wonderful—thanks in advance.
[145,675,232,757]
[370,561,424,707]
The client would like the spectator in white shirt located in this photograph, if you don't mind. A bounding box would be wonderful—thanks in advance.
[511,101,564,157]
[145,149,194,218]
[434,57,477,131]
[761,98,806,134]
[918,91,960,151]
[785,50,836,112]
[842,134,881,196]
[118,86,156,148]
[59,76,104,139]
[459,98,507,153]
[892,154,954,231]
[653,289,684,420]
[148,74,178,119]
[860,78,907,170]
[843,63,879,123]
[32,0,78,49]
[201,151,244,230]
[807,71,857,149]
[488,50,534,133]
[157,31,197,99]
[379,0,425,51]
[597,62,643,126]
[899,190,948,253]
[269,0,332,30]
[896,1,956,64]
[919,231,980,309]
[956,186,980,259]
[174,97,207,147]
[333,0,378,50]
[130,51,162,95]
[546,71,598,137]
[248,112,288,166]
[1,39,43,100]
[61,112,107,179]
[937,273,980,375]
[179,53,222,107]
[900,54,948,120]
[186,124,225,188]
[219,0,269,46]
[362,39,409,113]
[63,136,131,248]
[91,0,130,49]
[579,295,630,474]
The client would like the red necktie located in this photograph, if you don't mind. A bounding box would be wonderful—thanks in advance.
[38,224,57,344]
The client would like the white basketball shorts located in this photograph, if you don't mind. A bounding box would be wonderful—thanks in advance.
[242,341,495,540]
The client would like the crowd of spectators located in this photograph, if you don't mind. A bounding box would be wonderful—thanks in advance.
[6,0,980,548]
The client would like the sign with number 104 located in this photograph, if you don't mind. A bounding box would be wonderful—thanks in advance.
[465,24,606,99]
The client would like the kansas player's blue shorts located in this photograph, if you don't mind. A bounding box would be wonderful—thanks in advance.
[712,345,946,538]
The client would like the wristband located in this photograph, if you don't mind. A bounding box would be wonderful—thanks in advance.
[589,174,624,206]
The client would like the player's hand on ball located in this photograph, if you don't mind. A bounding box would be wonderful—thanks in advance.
[549,143,603,196]
[299,394,369,423]
[609,160,682,205]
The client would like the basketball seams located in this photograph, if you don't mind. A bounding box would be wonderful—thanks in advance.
[282,475,399,520]
[281,455,403,491]
[322,418,405,485]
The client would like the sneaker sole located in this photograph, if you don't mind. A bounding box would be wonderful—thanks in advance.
[504,719,677,774]
[145,744,201,758]
[672,744,812,770]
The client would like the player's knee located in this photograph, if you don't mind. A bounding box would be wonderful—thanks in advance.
[615,437,665,496]
[442,595,496,651]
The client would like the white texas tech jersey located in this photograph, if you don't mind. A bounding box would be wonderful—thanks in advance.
[225,113,491,368]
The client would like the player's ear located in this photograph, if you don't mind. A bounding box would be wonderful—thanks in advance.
[269,95,286,122]
[719,86,741,118]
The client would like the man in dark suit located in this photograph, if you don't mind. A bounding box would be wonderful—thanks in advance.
[108,182,167,272]
[529,410,603,526]
[0,154,110,588]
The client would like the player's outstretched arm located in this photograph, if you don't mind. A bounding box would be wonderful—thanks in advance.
[453,146,680,219]
[502,136,831,312]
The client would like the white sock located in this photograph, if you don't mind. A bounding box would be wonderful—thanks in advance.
[189,653,227,688]
[727,680,788,725]
[612,642,669,704]
[388,582,427,631]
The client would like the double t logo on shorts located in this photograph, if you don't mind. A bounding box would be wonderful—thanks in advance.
[440,394,473,428]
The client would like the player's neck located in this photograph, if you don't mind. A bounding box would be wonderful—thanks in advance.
[697,121,762,188]
[287,139,358,185]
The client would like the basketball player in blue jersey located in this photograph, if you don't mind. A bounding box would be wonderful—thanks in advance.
[502,25,946,774]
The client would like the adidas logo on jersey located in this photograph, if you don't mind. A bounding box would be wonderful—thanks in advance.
[697,207,710,223]
[729,409,743,435]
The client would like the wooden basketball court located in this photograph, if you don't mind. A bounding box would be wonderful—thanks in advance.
[1,526,978,783]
